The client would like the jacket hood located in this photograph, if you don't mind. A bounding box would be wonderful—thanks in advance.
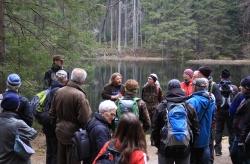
[87,112,110,131]
[165,88,187,103]
[191,91,214,108]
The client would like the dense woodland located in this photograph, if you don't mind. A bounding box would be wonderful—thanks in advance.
[0,0,250,96]
[1,0,250,62]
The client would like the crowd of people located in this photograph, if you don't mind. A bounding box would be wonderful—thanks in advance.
[0,55,250,164]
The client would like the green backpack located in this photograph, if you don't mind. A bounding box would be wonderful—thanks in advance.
[116,97,140,118]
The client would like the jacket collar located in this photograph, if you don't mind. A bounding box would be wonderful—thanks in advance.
[0,111,19,119]
[67,80,86,95]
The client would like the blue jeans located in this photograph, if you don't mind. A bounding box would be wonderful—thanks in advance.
[230,138,250,164]
[191,146,211,164]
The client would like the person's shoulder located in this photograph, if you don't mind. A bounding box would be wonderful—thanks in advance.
[130,150,147,164]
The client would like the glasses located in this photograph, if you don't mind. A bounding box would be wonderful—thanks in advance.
[109,112,116,117]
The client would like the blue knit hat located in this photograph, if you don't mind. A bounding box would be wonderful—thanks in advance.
[1,92,20,111]
[7,73,21,87]
[240,76,250,90]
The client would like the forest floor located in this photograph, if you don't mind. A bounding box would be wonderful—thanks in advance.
[31,133,232,164]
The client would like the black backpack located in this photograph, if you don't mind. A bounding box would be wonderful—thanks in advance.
[72,128,91,161]
[219,81,233,109]
[95,142,121,164]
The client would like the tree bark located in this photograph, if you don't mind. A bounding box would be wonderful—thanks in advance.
[118,0,122,52]
[110,0,113,48]
[0,0,4,62]
[133,0,137,50]
[124,0,128,48]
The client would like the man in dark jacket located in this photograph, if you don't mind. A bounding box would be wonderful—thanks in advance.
[230,76,250,164]
[86,100,117,163]
[44,55,69,89]
[42,70,68,164]
[49,68,92,164]
[101,72,124,101]
[1,73,33,126]
[215,69,238,156]
[151,79,199,164]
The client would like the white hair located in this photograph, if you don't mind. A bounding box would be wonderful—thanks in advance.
[98,100,117,113]
[70,68,87,84]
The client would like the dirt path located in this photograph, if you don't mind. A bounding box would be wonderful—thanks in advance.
[31,133,232,164]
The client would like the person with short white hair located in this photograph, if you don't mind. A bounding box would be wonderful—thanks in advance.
[70,68,87,84]
[49,68,92,164]
[98,100,117,115]
[86,100,117,163]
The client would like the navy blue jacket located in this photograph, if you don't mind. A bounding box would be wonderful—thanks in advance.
[87,112,112,162]
[42,81,64,135]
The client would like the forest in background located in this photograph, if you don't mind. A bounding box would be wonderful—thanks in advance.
[1,0,250,62]
[1,0,250,92]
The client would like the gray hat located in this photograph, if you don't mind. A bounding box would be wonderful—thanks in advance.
[168,79,181,90]
[193,78,208,88]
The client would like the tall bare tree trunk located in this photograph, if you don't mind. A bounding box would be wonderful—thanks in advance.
[124,0,128,48]
[133,0,137,50]
[110,0,113,48]
[118,0,122,52]
[0,0,4,62]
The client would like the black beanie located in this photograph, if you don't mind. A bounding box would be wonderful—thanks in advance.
[221,69,230,79]
[198,66,212,78]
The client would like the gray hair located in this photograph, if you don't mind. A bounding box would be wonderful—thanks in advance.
[70,68,87,84]
[193,78,208,91]
[98,100,117,113]
[6,84,19,91]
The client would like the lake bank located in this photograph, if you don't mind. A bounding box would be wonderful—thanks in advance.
[84,56,250,65]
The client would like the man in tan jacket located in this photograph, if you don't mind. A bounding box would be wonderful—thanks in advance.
[50,68,92,164]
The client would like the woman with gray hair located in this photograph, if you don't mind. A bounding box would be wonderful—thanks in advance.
[86,100,117,163]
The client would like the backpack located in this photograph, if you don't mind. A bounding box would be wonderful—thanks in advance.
[161,102,191,151]
[219,81,233,108]
[72,128,91,161]
[95,142,121,164]
[30,89,50,124]
[116,97,140,118]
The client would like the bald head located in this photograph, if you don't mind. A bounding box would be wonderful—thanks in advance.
[70,68,87,85]
[192,70,200,80]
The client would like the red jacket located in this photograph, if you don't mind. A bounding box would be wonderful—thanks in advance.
[93,140,147,164]
[180,81,193,96]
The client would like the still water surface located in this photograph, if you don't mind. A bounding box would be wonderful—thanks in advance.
[81,60,250,110]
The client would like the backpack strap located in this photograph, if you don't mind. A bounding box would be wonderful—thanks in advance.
[199,100,211,122]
